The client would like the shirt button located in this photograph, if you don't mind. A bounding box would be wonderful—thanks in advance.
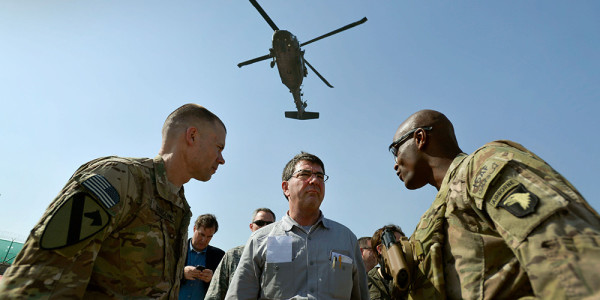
[170,234,175,238]
[308,236,312,240]
[310,262,314,266]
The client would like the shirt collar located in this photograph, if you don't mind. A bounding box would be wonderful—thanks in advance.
[282,211,329,232]
[189,239,208,254]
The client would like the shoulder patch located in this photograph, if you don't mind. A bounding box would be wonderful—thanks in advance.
[40,193,110,250]
[490,179,519,207]
[471,159,507,198]
[498,184,539,218]
[82,174,120,209]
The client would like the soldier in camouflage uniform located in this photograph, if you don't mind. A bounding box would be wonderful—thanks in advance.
[388,109,600,299]
[205,208,276,300]
[0,104,227,299]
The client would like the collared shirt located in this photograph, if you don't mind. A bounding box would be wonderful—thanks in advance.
[179,240,208,299]
[0,156,192,299]
[225,213,369,300]
[205,245,245,300]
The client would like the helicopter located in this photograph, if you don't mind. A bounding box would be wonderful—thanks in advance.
[238,0,367,120]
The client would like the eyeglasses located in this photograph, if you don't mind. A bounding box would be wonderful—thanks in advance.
[388,126,432,159]
[291,169,329,182]
[253,220,273,227]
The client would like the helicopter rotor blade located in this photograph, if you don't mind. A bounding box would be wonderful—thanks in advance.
[300,17,367,47]
[249,0,279,31]
[237,54,273,68]
[304,58,333,88]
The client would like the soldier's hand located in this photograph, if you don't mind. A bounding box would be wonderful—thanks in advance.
[183,265,203,280]
[198,269,214,283]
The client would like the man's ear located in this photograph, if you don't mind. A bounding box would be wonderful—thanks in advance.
[282,181,290,197]
[415,128,428,150]
[186,127,197,145]
[376,244,383,254]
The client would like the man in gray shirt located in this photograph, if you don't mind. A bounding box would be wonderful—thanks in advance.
[225,152,369,300]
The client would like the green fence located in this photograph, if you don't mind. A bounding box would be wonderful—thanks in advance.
[1,239,24,264]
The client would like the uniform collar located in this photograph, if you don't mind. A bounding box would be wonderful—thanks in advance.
[153,155,187,209]
[441,153,468,187]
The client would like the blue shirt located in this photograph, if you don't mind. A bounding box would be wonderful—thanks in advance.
[179,240,208,299]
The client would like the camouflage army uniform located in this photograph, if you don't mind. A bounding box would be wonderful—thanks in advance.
[205,245,245,300]
[368,266,400,300]
[0,156,192,299]
[408,141,600,299]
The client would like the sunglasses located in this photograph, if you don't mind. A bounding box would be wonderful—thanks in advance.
[389,126,433,159]
[253,220,273,227]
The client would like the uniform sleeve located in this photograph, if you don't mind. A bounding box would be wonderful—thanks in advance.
[470,146,600,299]
[225,238,262,300]
[205,251,232,300]
[0,161,136,299]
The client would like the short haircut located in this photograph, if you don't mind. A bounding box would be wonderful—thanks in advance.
[282,152,325,181]
[251,208,276,222]
[371,224,405,259]
[358,237,371,249]
[195,214,219,233]
[162,104,226,141]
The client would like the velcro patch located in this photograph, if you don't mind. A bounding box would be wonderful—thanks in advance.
[40,193,110,250]
[82,174,120,209]
[498,184,539,218]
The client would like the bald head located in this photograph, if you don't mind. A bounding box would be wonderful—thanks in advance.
[391,109,462,190]
[394,109,460,154]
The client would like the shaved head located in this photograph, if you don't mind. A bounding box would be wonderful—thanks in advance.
[162,104,225,146]
[391,109,463,190]
[396,109,459,149]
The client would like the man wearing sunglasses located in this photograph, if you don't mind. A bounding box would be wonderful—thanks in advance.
[205,208,276,300]
[226,152,369,300]
[387,109,600,299]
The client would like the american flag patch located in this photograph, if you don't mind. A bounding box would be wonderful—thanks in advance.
[82,174,120,209]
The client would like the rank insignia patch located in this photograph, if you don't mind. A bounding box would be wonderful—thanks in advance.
[40,193,110,249]
[82,174,120,209]
[499,184,539,218]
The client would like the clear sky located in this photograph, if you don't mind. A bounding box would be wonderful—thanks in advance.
[1,1,599,252]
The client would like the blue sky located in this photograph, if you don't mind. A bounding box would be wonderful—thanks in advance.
[1,1,599,252]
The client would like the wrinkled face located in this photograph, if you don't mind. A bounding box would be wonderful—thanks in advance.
[392,127,427,190]
[283,160,325,214]
[250,211,276,232]
[191,225,216,251]
[188,121,226,182]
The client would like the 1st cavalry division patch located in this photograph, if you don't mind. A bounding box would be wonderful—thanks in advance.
[40,193,111,250]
